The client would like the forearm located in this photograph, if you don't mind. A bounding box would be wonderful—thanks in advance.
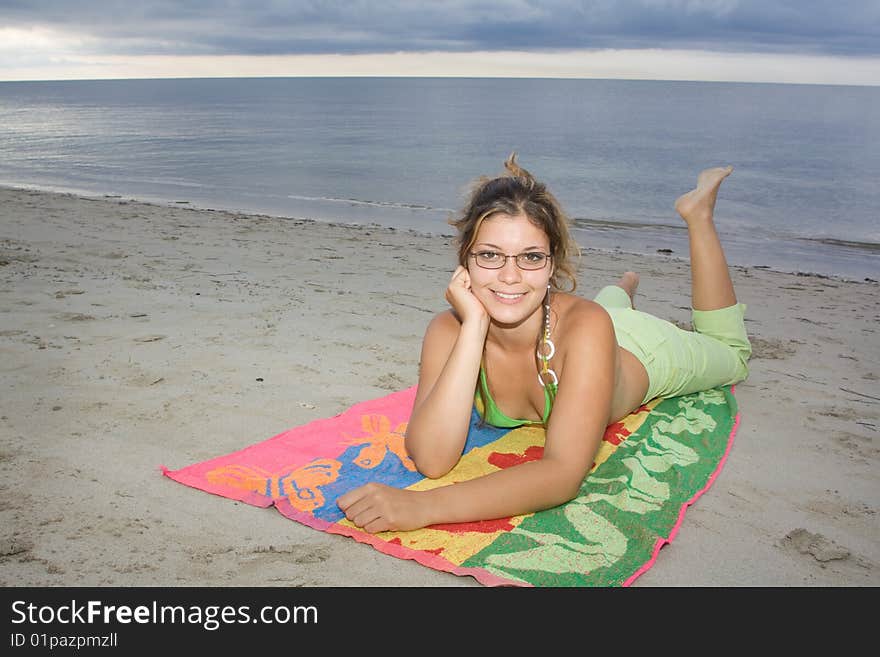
[420,458,584,525]
[405,321,487,477]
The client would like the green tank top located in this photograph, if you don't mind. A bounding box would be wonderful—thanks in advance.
[476,366,556,427]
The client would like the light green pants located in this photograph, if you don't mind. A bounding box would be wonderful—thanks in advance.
[594,285,752,403]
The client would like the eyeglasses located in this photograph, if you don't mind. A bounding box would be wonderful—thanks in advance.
[469,250,551,270]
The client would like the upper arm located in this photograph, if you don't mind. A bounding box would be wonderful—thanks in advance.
[542,303,618,487]
[412,310,461,412]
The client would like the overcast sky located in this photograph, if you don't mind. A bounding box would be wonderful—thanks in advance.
[2,1,879,84]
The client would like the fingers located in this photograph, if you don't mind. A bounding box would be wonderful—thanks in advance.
[336,485,369,514]
[335,487,358,510]
[347,505,384,532]
[361,518,390,534]
[446,266,471,306]
[450,265,470,288]
[337,484,389,533]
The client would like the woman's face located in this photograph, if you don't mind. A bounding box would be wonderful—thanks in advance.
[467,212,553,327]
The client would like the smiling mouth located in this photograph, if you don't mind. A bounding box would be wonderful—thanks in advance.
[493,290,526,301]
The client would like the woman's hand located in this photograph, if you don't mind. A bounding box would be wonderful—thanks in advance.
[337,483,431,533]
[445,265,489,329]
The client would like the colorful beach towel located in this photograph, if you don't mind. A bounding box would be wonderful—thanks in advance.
[163,385,739,587]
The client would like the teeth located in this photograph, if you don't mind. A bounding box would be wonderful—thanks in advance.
[495,291,524,299]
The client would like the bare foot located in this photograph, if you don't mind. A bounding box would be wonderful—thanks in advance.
[616,271,639,308]
[674,165,733,225]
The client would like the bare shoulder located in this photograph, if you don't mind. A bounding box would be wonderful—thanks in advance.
[554,293,614,339]
[425,308,461,336]
[421,309,461,352]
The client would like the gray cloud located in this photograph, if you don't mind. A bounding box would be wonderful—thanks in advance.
[2,0,878,56]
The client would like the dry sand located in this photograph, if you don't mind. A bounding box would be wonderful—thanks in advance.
[1,186,877,587]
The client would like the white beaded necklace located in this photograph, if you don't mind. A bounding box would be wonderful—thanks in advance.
[537,284,557,388]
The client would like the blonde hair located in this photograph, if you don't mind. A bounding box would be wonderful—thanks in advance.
[449,152,580,292]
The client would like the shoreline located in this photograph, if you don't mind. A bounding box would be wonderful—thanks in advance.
[2,182,877,284]
[1,186,877,586]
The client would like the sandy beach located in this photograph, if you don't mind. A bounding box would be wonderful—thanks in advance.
[1,186,877,587]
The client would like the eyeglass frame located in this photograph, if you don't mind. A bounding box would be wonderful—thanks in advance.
[468,250,553,271]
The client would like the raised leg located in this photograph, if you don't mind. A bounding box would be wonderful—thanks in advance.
[674,166,737,311]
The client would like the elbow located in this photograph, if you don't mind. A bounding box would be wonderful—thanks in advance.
[405,434,457,480]
[547,478,581,508]
[542,460,587,506]
[559,480,582,505]
[417,463,455,480]
[410,453,456,480]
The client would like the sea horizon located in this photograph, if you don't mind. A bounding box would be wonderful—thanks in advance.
[4,75,879,88]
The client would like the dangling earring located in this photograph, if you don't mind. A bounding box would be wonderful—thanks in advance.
[537,284,557,388]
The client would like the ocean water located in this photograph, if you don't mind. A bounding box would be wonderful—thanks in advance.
[0,77,877,281]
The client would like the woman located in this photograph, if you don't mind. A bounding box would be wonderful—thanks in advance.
[338,154,751,533]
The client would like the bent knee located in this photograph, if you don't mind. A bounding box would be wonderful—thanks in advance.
[733,358,750,384]
[728,340,752,384]
[735,335,752,376]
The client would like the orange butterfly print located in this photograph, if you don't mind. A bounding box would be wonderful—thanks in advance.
[206,458,342,512]
[343,414,416,471]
